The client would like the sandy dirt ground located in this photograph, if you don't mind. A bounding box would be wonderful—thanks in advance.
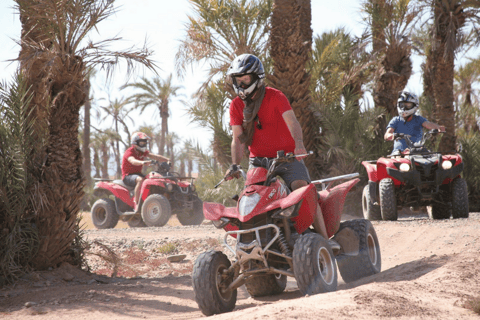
[1,211,479,319]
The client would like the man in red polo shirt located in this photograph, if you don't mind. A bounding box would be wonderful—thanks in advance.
[225,54,338,250]
[122,132,170,212]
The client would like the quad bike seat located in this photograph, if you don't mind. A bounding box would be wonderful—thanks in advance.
[113,179,135,191]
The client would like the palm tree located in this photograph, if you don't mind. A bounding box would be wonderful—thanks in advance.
[419,0,480,152]
[454,58,480,134]
[122,75,182,156]
[187,82,233,168]
[81,68,97,188]
[362,0,418,116]
[175,0,272,90]
[100,98,134,178]
[14,0,156,269]
[269,0,322,177]
[165,132,181,169]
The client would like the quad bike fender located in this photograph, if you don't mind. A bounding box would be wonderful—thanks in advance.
[281,184,318,234]
[94,181,133,207]
[362,161,379,182]
[319,178,360,238]
[203,202,239,220]
[139,179,167,202]
[376,157,405,186]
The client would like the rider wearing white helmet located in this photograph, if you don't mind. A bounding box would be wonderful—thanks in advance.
[384,91,445,153]
[121,132,170,212]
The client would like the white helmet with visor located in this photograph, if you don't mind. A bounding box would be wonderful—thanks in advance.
[226,54,265,100]
[131,132,150,152]
[397,91,419,118]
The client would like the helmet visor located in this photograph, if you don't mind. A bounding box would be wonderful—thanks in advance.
[399,102,415,110]
[137,140,148,147]
[233,75,253,89]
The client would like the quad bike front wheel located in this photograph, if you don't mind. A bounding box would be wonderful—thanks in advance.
[293,233,337,295]
[244,273,287,297]
[127,214,147,228]
[379,178,397,221]
[176,197,205,225]
[141,194,172,227]
[451,177,469,219]
[362,184,381,221]
[91,198,119,229]
[192,251,237,316]
[335,219,381,283]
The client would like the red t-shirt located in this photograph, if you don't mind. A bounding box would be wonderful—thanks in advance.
[229,87,295,158]
[121,146,150,179]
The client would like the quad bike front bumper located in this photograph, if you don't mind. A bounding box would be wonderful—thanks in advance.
[386,162,464,187]
[223,224,295,278]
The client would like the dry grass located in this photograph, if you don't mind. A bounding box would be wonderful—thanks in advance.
[79,211,182,230]
[464,296,480,315]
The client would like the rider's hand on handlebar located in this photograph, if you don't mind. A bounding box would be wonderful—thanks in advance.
[224,164,242,181]
[294,141,307,160]
[143,160,153,166]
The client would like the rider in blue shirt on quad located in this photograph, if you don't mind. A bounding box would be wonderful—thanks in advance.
[384,91,445,153]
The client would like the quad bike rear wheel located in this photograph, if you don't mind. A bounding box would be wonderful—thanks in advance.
[192,251,237,316]
[379,178,397,221]
[91,198,119,229]
[176,197,205,225]
[244,273,287,297]
[141,194,172,227]
[362,185,381,221]
[293,233,337,295]
[335,219,381,283]
[127,214,147,228]
[451,177,469,219]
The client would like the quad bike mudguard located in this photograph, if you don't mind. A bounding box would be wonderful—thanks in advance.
[94,181,133,207]
[318,178,360,238]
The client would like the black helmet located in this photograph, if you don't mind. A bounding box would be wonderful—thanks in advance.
[227,54,265,100]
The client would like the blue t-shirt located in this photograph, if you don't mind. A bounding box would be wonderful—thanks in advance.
[387,115,427,151]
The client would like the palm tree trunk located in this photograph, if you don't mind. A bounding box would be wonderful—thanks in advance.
[270,0,322,178]
[431,1,465,153]
[159,101,169,156]
[18,2,85,269]
[82,79,92,187]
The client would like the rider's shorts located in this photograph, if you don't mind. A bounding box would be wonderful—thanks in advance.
[249,157,311,189]
[123,173,145,187]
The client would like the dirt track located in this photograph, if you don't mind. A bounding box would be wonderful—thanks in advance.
[1,211,479,319]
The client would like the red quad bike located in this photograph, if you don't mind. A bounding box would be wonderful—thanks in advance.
[362,129,468,221]
[192,151,382,316]
[91,161,204,228]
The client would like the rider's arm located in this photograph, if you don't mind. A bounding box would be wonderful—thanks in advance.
[148,153,170,162]
[422,121,445,132]
[127,156,150,166]
[282,110,307,155]
[231,125,244,165]
[384,127,395,141]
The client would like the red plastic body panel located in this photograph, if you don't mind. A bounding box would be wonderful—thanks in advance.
[319,178,360,238]
[96,181,134,207]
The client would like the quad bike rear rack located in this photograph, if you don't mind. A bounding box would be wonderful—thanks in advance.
[311,172,360,190]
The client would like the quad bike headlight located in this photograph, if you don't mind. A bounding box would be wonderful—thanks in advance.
[442,160,453,170]
[190,185,196,192]
[239,193,262,216]
[166,183,174,192]
[399,163,410,172]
